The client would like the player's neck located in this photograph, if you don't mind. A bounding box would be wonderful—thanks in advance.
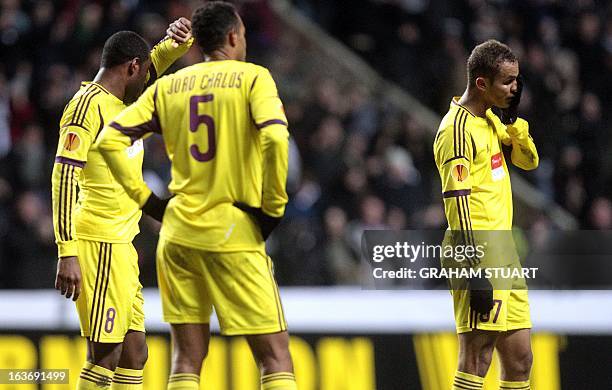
[458,89,489,118]
[207,48,236,62]
[93,68,125,101]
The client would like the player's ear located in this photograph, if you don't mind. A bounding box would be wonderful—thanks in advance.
[228,28,238,48]
[127,58,139,77]
[475,76,487,92]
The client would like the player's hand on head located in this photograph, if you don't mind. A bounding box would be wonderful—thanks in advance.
[55,256,82,301]
[167,17,192,47]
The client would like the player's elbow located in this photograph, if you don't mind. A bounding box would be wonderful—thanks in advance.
[529,155,539,170]
[261,125,289,148]
[512,149,539,171]
[522,153,539,171]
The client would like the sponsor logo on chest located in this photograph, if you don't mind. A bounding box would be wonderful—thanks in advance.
[491,152,505,181]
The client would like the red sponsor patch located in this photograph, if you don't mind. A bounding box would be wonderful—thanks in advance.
[491,152,503,169]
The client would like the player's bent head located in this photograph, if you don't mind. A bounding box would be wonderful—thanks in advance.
[101,31,152,104]
[192,1,246,61]
[101,31,150,69]
[467,39,517,89]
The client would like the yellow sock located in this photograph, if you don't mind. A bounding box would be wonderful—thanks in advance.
[167,373,200,390]
[261,372,297,390]
[77,362,113,389]
[453,370,484,390]
[500,379,530,389]
[111,367,143,389]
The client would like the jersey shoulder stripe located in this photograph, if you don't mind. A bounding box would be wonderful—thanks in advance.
[65,83,109,129]
[75,91,100,126]
[453,108,468,158]
[68,84,96,125]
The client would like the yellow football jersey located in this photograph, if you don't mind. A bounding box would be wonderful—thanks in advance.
[434,98,538,233]
[97,60,290,252]
[51,37,192,257]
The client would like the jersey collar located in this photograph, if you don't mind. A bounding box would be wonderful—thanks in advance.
[451,97,476,117]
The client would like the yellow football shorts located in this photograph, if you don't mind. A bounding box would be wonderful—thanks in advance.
[156,237,287,335]
[452,274,531,334]
[75,239,145,343]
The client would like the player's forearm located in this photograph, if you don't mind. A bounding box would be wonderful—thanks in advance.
[51,162,81,257]
[97,127,152,207]
[508,118,539,170]
[100,148,152,207]
[443,195,476,246]
[147,36,193,84]
[261,124,290,217]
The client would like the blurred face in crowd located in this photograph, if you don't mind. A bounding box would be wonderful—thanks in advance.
[478,60,519,108]
[124,57,151,104]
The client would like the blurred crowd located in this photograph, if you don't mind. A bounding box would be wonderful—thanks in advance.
[296,0,612,223]
[0,0,610,288]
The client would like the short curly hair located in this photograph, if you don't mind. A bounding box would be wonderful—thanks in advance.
[101,31,150,68]
[192,1,240,55]
[467,39,517,87]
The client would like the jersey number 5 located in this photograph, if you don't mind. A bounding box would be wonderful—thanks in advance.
[190,94,216,162]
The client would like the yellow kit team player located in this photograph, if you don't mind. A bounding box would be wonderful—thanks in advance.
[97,2,296,390]
[434,40,539,390]
[51,20,193,390]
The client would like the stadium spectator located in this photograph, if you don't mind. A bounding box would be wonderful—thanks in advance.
[1,0,610,289]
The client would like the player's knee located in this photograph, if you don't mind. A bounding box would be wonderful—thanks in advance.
[460,340,495,376]
[120,339,148,370]
[256,344,293,373]
[173,343,209,373]
[134,342,148,369]
[477,346,494,370]
[510,348,533,377]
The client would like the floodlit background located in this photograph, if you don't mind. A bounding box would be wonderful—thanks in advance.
[0,0,611,389]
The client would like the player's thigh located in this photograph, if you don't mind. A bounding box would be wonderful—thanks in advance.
[458,329,499,354]
[203,251,287,336]
[156,238,213,323]
[76,240,141,343]
[457,329,499,376]
[495,328,531,358]
[86,340,123,370]
[495,328,532,378]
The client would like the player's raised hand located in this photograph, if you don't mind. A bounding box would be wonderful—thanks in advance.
[167,17,192,47]
[55,256,82,301]
[492,75,523,125]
